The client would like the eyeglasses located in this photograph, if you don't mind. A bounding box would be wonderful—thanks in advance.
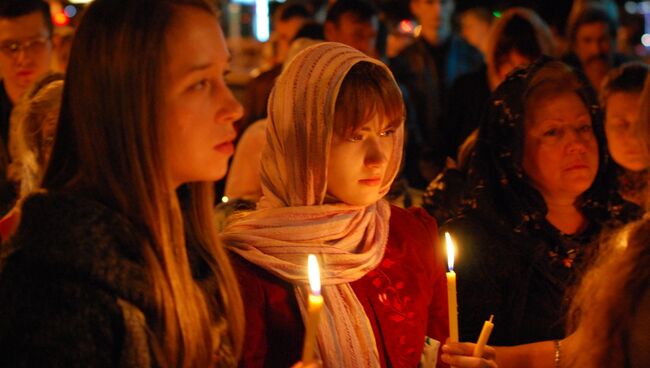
[0,36,50,59]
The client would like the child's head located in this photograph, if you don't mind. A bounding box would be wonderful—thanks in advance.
[327,61,404,205]
[601,62,649,172]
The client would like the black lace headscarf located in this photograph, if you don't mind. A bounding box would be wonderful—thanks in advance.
[462,57,638,236]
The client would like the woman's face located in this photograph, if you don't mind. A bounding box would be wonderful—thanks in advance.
[162,7,243,188]
[523,91,599,201]
[605,91,648,171]
[495,49,531,86]
[327,114,396,206]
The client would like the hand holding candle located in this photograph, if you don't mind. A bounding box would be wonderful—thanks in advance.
[472,315,494,357]
[445,232,459,342]
[301,254,324,364]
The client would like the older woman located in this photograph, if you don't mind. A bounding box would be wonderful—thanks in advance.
[443,58,639,350]
[425,8,556,224]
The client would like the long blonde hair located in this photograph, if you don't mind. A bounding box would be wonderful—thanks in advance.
[42,0,243,366]
[7,73,63,200]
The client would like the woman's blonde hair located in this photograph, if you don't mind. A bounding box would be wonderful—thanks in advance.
[8,73,63,200]
[42,0,243,366]
[567,220,650,367]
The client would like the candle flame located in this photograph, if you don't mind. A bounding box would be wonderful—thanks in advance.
[308,254,321,296]
[445,232,455,271]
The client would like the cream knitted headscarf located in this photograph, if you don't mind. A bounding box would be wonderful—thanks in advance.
[222,42,404,367]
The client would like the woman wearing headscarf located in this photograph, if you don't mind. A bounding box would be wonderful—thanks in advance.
[222,42,496,368]
[443,58,639,352]
[424,7,556,224]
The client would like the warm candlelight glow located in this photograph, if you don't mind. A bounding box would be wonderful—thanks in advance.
[445,232,455,271]
[445,232,459,342]
[303,254,324,364]
[308,254,321,296]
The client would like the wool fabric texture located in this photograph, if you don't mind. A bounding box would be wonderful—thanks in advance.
[222,42,404,367]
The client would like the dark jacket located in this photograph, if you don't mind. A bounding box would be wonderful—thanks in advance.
[443,58,640,345]
[0,81,16,214]
[0,191,231,367]
[0,191,155,367]
[445,64,490,159]
[390,35,482,188]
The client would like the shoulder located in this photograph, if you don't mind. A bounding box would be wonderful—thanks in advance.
[390,40,428,71]
[387,205,443,275]
[4,190,152,311]
[237,119,267,152]
[389,204,438,239]
[0,256,127,366]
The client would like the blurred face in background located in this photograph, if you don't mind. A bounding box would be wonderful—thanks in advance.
[460,11,491,53]
[495,49,532,86]
[325,13,378,56]
[523,92,599,201]
[163,7,243,188]
[274,16,307,64]
[410,0,454,42]
[574,22,612,69]
[605,91,648,171]
[0,11,52,103]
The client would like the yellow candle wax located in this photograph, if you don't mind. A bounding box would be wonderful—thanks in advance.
[473,315,494,357]
[445,232,459,342]
[301,254,324,364]
[302,293,324,364]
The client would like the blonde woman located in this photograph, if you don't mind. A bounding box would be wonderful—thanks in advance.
[0,0,244,366]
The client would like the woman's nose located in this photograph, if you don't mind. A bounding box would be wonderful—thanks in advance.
[218,86,244,124]
[364,136,388,168]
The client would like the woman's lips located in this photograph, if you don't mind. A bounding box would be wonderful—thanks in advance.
[214,141,234,154]
[564,163,589,171]
[17,70,34,78]
[359,177,381,186]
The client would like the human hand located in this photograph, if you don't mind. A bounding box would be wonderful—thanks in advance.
[441,341,497,368]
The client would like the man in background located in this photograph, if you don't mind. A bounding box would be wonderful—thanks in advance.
[0,0,53,213]
[324,0,379,57]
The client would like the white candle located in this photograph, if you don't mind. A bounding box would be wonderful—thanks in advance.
[301,254,324,364]
[445,232,459,342]
[473,315,494,357]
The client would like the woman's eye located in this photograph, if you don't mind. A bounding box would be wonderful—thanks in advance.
[347,134,363,142]
[543,128,559,137]
[379,129,395,137]
[190,79,210,91]
[577,124,593,133]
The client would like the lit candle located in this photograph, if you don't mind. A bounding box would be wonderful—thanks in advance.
[445,232,459,342]
[472,315,494,357]
[301,254,324,364]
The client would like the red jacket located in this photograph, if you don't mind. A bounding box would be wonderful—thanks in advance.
[232,205,449,367]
